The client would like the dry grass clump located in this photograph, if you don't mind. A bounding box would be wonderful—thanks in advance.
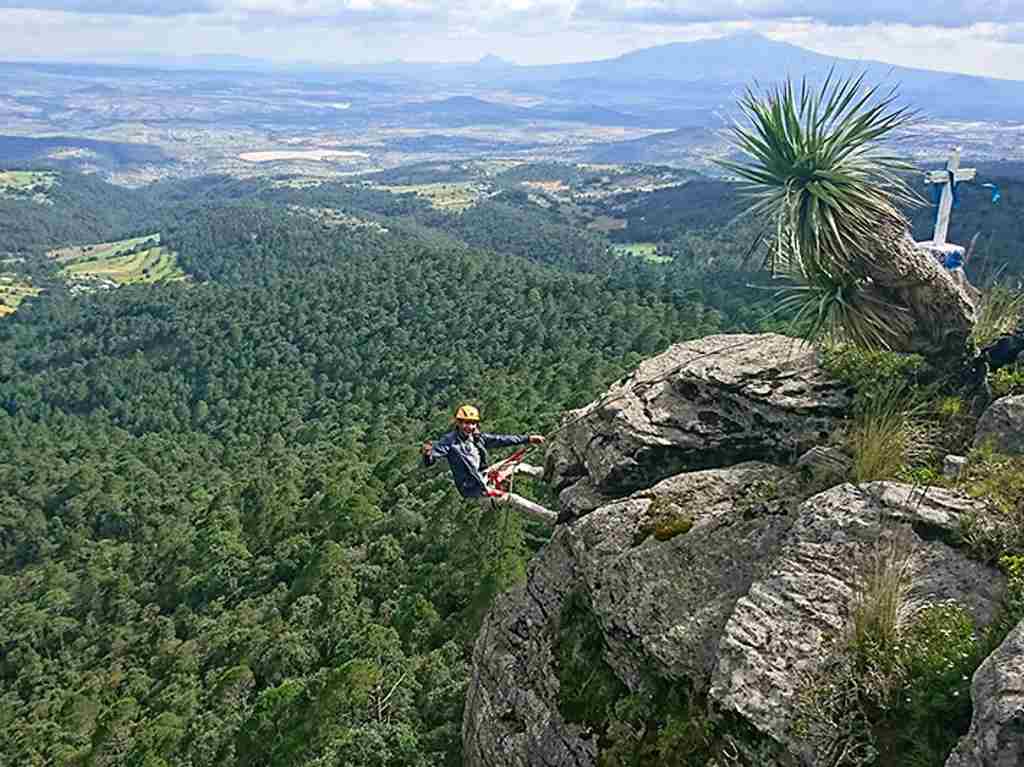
[847,533,918,657]
[848,386,934,483]
[971,284,1024,349]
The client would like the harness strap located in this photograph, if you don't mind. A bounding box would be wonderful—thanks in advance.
[485,446,531,495]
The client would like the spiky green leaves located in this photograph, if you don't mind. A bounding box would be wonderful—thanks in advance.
[773,281,914,350]
[721,73,923,348]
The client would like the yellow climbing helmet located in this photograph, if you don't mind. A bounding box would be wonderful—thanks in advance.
[454,404,481,422]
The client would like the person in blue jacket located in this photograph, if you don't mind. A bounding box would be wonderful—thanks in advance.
[421,404,567,525]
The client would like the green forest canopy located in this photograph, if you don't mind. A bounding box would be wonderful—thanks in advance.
[0,163,1019,766]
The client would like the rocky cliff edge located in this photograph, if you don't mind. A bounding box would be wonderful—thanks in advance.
[464,333,1018,767]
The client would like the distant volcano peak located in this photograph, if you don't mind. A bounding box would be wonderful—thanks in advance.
[720,29,769,40]
[476,54,514,68]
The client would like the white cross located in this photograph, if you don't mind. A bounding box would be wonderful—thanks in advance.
[924,147,976,245]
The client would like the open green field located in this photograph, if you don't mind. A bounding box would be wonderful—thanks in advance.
[270,177,327,190]
[376,181,487,211]
[51,234,186,285]
[0,170,56,190]
[0,170,57,203]
[50,233,160,263]
[612,242,673,264]
[0,274,40,317]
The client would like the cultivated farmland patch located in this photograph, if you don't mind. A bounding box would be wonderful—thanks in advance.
[49,233,187,290]
[375,181,489,211]
[0,170,57,204]
[612,242,672,264]
[0,274,40,316]
[522,180,569,195]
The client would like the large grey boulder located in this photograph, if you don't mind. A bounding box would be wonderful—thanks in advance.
[465,478,1007,767]
[710,482,1006,753]
[545,333,851,514]
[468,331,1012,766]
[946,619,1024,767]
[463,462,799,767]
[975,395,1024,454]
[570,463,800,689]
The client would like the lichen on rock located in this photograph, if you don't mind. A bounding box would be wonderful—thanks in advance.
[975,395,1024,455]
[710,482,1006,753]
[463,461,803,766]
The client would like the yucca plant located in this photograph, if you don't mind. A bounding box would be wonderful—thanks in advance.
[722,73,976,360]
[774,281,913,351]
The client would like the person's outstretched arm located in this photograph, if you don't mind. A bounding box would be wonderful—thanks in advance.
[480,433,545,449]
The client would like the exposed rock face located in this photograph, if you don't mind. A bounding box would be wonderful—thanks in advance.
[946,619,1024,767]
[711,483,1005,750]
[545,333,851,514]
[468,332,1014,767]
[462,531,596,767]
[571,463,801,688]
[465,478,1006,767]
[975,395,1024,454]
[797,445,852,487]
[462,462,799,767]
[945,453,969,479]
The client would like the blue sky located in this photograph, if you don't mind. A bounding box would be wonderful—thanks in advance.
[2,0,1023,79]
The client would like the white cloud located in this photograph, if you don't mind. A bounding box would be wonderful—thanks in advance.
[7,0,1022,27]
[769,20,1024,80]
[989,21,1024,42]
[0,0,580,21]
[0,1,1022,80]
[570,0,1024,27]
[0,0,214,14]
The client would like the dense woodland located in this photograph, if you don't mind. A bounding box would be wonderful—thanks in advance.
[0,163,1020,766]
[0,170,157,263]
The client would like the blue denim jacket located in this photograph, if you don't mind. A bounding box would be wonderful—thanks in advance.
[423,430,529,498]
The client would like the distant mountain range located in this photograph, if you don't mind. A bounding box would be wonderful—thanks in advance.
[365,34,1024,125]
[389,33,1024,122]
[10,32,1024,128]
[72,33,1024,123]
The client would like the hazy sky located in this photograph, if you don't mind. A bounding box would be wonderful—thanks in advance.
[2,0,1024,79]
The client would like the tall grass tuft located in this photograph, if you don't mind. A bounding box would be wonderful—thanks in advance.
[797,534,986,764]
[848,534,917,659]
[793,534,919,762]
[848,385,933,483]
[971,284,1024,349]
